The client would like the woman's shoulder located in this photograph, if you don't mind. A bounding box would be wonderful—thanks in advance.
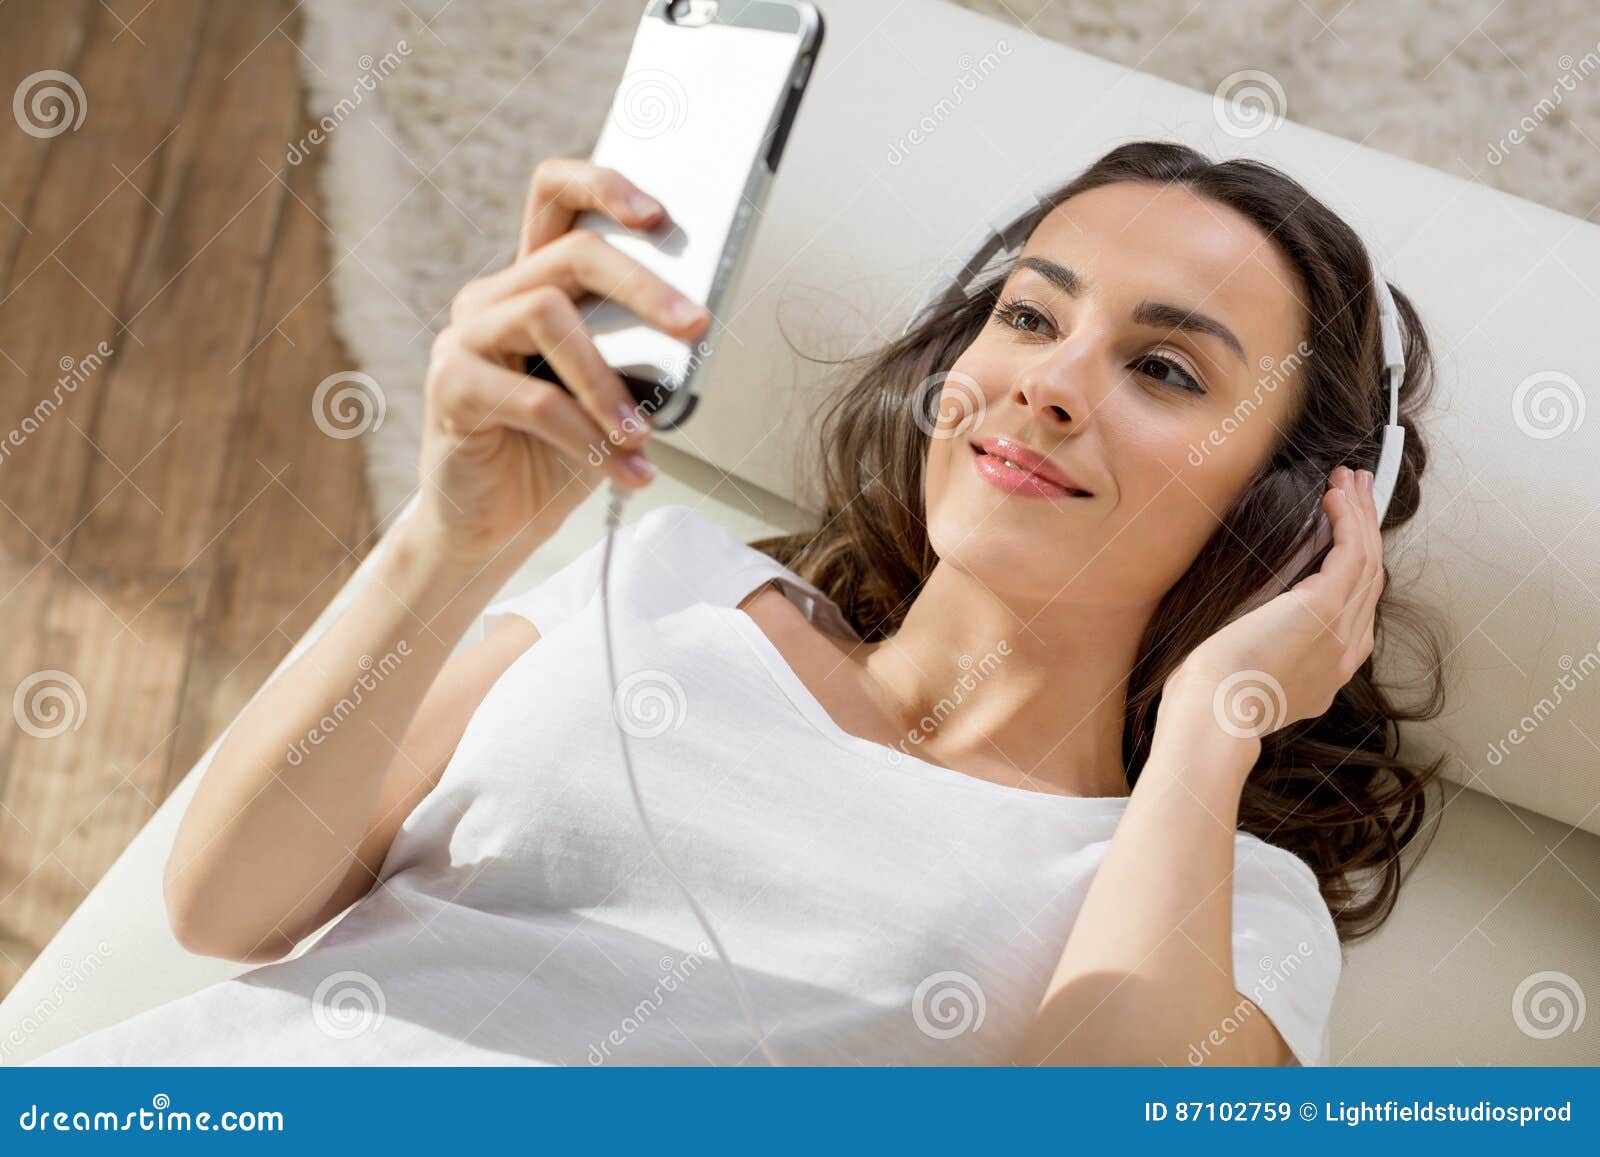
[484,503,844,637]
[625,503,793,600]
[629,502,763,564]
[1231,832,1335,926]
[1229,829,1343,977]
[629,505,849,624]
[1227,830,1343,1065]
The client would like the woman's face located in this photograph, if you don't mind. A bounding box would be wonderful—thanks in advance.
[922,180,1310,613]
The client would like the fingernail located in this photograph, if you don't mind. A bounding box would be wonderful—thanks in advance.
[630,193,662,218]
[615,401,644,437]
[622,452,656,482]
[1361,470,1373,493]
[670,298,707,326]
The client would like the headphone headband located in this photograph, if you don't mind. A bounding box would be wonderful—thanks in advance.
[903,188,1406,522]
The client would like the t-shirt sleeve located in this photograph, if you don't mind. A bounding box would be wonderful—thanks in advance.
[477,503,773,639]
[470,505,825,646]
[1228,835,1343,1066]
[480,519,635,639]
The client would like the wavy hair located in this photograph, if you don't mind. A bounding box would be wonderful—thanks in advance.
[752,140,1449,943]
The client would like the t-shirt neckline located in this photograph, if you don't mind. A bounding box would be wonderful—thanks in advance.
[716,597,1132,813]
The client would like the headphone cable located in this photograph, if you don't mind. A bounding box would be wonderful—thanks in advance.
[598,480,783,1066]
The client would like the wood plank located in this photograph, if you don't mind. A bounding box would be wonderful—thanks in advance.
[0,566,193,994]
[70,0,303,577]
[166,114,374,789]
[0,0,95,292]
[0,0,213,996]
[0,0,209,559]
[0,0,303,996]
[0,553,58,986]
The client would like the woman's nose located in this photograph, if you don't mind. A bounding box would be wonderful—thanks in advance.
[1011,342,1106,429]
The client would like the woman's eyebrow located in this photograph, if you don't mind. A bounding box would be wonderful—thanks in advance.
[1011,255,1248,367]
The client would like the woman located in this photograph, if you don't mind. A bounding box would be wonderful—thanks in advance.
[35,141,1445,1068]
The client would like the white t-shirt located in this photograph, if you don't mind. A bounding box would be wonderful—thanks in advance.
[33,504,1341,1066]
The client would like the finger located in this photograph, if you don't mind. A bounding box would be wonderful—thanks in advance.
[1304,468,1370,612]
[454,287,649,452]
[519,158,665,258]
[1343,471,1386,661]
[455,233,710,346]
[449,238,711,344]
[1326,468,1382,663]
[444,353,656,490]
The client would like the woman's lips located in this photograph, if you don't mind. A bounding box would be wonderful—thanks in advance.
[970,438,1092,500]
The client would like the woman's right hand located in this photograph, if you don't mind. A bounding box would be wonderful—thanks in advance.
[409,157,710,565]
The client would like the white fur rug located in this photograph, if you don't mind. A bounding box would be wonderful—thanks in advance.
[294,0,1598,524]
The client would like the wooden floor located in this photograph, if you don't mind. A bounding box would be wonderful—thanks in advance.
[0,0,373,996]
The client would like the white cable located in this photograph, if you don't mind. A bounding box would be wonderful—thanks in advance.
[597,481,783,1066]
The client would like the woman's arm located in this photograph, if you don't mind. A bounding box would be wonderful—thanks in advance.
[1017,465,1383,1066]
[1016,684,1288,1066]
[160,157,705,964]
[162,523,536,963]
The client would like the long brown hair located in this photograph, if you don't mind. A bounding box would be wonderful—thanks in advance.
[752,140,1448,944]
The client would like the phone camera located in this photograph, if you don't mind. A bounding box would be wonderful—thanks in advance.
[665,0,716,27]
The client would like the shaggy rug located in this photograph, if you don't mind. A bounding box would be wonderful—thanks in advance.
[293,0,1600,523]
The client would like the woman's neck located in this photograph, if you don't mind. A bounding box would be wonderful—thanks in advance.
[857,560,1150,799]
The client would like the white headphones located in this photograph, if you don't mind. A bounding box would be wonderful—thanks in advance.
[901,184,1407,527]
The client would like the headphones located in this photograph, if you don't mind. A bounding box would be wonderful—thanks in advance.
[902,182,1406,610]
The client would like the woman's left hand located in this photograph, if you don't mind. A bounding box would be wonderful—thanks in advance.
[1162,465,1385,743]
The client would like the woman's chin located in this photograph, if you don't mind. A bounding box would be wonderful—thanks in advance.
[929,506,1054,588]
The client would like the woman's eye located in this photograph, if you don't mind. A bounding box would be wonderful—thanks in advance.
[992,299,1054,337]
[989,301,1206,396]
[1136,354,1205,396]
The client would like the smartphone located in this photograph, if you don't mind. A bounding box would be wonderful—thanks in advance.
[525,0,825,431]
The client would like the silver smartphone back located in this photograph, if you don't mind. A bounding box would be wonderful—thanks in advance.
[556,0,823,429]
